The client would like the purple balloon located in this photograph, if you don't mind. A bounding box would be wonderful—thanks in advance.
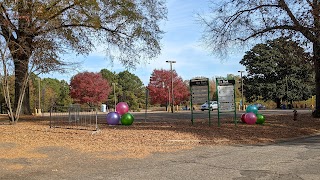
[116,102,129,115]
[244,112,257,125]
[106,112,120,125]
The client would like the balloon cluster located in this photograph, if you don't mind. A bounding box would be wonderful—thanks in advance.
[106,102,134,126]
[241,105,265,125]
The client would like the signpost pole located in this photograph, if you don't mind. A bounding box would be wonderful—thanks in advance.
[233,82,237,126]
[145,87,149,122]
[216,78,220,127]
[208,80,211,126]
[190,80,194,125]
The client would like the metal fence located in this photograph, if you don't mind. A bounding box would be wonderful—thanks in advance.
[50,105,98,131]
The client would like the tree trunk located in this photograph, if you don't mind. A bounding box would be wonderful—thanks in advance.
[312,42,320,117]
[22,84,31,114]
[14,57,31,115]
[275,98,281,109]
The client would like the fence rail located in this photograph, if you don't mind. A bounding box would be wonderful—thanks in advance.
[50,105,98,131]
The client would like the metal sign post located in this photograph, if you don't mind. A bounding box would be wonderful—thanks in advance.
[190,78,210,125]
[145,87,149,122]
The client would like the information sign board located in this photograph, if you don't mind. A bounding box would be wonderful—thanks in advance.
[190,78,211,125]
[217,86,235,111]
[216,78,237,126]
[190,78,209,104]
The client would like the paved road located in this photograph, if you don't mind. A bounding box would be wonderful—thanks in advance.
[1,134,319,180]
[105,135,320,180]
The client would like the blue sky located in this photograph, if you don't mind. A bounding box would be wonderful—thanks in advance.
[41,0,246,85]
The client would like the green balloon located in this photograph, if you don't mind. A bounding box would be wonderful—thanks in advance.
[120,113,134,126]
[256,113,265,124]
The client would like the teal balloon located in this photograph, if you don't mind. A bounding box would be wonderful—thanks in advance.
[256,113,265,124]
[120,113,134,126]
[246,105,258,114]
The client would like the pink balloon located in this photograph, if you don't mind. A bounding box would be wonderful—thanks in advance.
[116,102,129,115]
[244,112,257,125]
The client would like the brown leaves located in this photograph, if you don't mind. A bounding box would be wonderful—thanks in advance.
[1,113,320,160]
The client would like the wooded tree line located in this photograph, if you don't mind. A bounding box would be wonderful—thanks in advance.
[0,46,314,116]
[1,0,319,123]
[0,69,152,113]
[0,68,190,113]
[0,74,72,113]
[0,0,167,123]
[1,37,315,114]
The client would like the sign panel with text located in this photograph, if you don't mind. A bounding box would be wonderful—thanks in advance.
[190,78,211,125]
[216,78,237,126]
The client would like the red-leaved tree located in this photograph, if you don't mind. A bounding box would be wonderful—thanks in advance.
[70,72,111,106]
[148,69,189,106]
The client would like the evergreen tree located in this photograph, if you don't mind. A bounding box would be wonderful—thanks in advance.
[240,38,314,108]
[118,71,145,111]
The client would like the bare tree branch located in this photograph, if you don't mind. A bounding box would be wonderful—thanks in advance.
[238,25,314,41]
[0,3,17,32]
[278,0,301,27]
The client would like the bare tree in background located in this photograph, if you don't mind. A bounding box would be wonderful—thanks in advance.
[200,0,320,117]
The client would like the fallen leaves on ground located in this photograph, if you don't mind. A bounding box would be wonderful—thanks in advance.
[0,113,320,160]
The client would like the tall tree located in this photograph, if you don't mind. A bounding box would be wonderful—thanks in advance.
[59,80,73,107]
[70,72,111,106]
[0,0,167,122]
[148,69,189,106]
[117,70,145,111]
[200,0,320,117]
[100,69,119,109]
[100,69,118,84]
[240,38,314,107]
[40,78,72,111]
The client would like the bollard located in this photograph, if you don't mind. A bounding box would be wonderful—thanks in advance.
[293,110,298,121]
